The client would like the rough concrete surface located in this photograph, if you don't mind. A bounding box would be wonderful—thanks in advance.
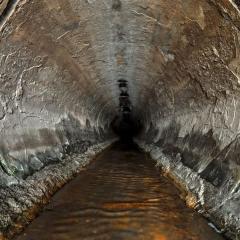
[0,0,240,239]
[137,140,240,239]
[0,141,113,240]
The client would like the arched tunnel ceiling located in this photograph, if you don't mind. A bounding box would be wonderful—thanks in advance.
[0,0,240,137]
[0,0,240,238]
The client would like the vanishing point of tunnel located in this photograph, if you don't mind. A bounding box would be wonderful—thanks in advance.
[0,0,240,240]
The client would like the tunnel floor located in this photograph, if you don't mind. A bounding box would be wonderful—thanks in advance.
[14,142,224,240]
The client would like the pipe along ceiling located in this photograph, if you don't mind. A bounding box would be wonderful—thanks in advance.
[0,0,240,239]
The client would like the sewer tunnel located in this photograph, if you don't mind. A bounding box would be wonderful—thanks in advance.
[0,0,240,239]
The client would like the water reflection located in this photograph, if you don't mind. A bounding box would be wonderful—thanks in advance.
[15,142,224,240]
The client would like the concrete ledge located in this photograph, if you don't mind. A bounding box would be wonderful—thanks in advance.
[0,140,114,240]
[137,140,240,240]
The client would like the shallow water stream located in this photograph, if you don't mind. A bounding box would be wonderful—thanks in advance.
[14,142,224,240]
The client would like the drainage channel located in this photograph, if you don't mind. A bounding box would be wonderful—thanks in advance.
[14,142,225,240]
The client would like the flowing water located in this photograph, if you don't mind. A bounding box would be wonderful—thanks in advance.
[15,142,225,240]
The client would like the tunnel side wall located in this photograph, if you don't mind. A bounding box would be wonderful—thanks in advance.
[137,1,240,237]
[0,2,118,237]
[0,0,117,187]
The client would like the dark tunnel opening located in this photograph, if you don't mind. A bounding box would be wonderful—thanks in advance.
[110,114,143,142]
[110,79,143,142]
